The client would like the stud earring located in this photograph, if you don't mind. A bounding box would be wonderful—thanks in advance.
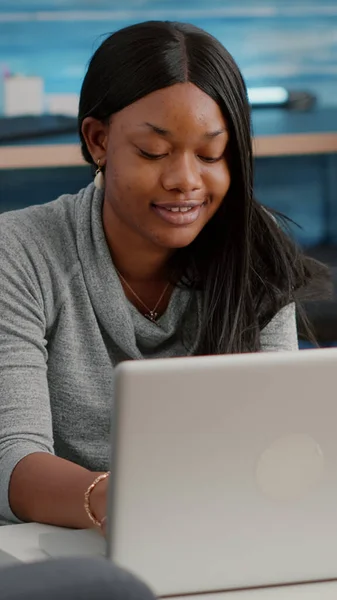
[94,158,105,190]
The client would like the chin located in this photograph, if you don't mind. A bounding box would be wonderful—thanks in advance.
[153,229,201,250]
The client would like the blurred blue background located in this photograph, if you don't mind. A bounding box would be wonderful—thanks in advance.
[1,0,337,105]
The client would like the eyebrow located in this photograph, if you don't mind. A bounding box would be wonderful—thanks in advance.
[204,128,228,139]
[142,122,228,139]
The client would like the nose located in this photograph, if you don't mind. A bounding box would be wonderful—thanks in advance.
[161,152,203,193]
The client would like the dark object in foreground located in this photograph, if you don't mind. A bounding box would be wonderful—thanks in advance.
[0,556,156,600]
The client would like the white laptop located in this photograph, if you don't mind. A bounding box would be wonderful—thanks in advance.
[40,348,337,597]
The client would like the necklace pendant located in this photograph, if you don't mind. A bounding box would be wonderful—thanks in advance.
[145,311,158,324]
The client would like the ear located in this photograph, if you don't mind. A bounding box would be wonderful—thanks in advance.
[81,117,109,165]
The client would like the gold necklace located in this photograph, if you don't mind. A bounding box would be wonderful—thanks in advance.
[115,268,170,324]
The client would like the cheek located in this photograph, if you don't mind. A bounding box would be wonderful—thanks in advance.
[206,163,231,201]
[104,165,133,216]
[106,154,159,199]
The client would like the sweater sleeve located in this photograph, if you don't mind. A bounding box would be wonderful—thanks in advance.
[0,218,54,524]
[260,303,299,352]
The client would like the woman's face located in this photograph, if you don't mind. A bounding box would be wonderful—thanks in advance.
[89,82,231,251]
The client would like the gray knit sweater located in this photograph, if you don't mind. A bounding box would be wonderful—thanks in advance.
[0,183,298,524]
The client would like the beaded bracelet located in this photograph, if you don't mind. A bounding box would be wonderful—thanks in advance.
[84,471,111,528]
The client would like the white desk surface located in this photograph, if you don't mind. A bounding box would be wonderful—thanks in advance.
[0,522,59,562]
[1,523,337,599]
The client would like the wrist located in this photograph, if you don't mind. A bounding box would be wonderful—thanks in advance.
[84,471,110,528]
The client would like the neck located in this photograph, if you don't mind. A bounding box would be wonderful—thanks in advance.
[102,199,174,283]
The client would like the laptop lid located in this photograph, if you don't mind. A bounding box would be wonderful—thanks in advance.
[107,348,337,596]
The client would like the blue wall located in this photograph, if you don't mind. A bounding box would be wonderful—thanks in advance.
[1,0,337,106]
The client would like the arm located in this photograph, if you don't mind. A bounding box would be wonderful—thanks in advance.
[9,454,107,528]
[260,303,299,352]
[0,218,106,527]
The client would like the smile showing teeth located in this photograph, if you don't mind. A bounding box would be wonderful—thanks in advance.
[152,202,205,225]
[166,207,193,213]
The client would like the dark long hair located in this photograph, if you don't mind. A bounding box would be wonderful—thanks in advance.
[78,21,329,354]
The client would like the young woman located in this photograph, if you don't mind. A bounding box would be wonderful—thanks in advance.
[0,21,326,528]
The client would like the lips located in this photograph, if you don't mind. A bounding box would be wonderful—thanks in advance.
[153,201,202,210]
[152,202,205,225]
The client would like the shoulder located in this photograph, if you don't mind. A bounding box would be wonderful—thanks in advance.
[260,303,299,352]
[0,186,84,245]
[0,184,92,270]
[0,184,94,323]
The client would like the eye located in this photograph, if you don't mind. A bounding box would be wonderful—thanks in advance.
[138,149,167,160]
[198,155,224,163]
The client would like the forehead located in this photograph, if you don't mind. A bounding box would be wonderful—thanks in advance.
[111,82,227,135]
